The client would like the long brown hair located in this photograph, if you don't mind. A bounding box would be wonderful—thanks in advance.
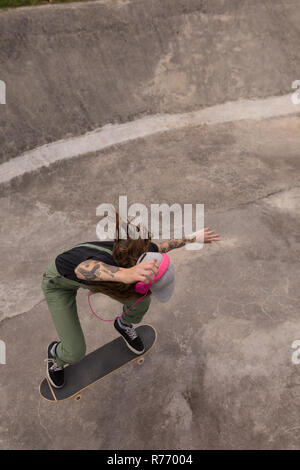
[89,213,151,301]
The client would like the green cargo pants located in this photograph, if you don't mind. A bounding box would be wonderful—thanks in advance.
[41,245,151,367]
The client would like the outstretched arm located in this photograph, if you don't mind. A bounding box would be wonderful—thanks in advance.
[156,227,221,253]
[75,259,159,284]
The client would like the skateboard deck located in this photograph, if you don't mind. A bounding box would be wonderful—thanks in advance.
[39,324,157,402]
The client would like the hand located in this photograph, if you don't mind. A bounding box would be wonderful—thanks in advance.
[187,227,221,244]
[120,259,159,284]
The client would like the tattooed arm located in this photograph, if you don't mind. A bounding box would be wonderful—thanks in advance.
[156,227,221,253]
[155,238,190,253]
[74,258,159,284]
[75,260,125,283]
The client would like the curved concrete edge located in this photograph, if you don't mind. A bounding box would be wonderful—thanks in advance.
[0,93,298,185]
[0,0,123,14]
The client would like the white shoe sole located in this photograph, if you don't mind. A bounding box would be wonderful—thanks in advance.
[46,363,64,389]
[121,336,145,355]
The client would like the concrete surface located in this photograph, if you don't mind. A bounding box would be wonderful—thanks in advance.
[1,0,300,163]
[0,93,298,184]
[1,0,300,450]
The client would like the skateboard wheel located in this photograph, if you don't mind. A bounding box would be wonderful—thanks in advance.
[74,394,82,401]
[136,357,144,365]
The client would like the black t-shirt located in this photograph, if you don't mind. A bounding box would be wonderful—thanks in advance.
[55,241,159,284]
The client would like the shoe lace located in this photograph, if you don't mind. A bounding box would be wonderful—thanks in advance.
[44,358,63,372]
[125,326,138,340]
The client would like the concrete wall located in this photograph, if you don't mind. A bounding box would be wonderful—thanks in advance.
[0,0,299,163]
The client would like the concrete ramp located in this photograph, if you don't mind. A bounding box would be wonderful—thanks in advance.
[1,0,300,163]
[1,0,300,452]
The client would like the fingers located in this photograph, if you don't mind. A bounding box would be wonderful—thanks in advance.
[138,259,159,282]
[142,259,159,275]
[206,232,220,238]
[204,226,221,242]
[206,237,221,243]
[139,271,155,283]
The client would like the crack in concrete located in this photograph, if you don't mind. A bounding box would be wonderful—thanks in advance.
[212,184,300,215]
[37,399,53,444]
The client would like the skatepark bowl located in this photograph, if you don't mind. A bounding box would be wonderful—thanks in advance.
[1,0,300,450]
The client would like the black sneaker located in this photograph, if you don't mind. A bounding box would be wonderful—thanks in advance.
[45,341,65,389]
[114,319,145,355]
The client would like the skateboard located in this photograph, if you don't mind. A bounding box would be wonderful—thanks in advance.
[39,324,157,403]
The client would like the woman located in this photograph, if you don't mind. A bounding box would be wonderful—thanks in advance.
[42,217,220,388]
